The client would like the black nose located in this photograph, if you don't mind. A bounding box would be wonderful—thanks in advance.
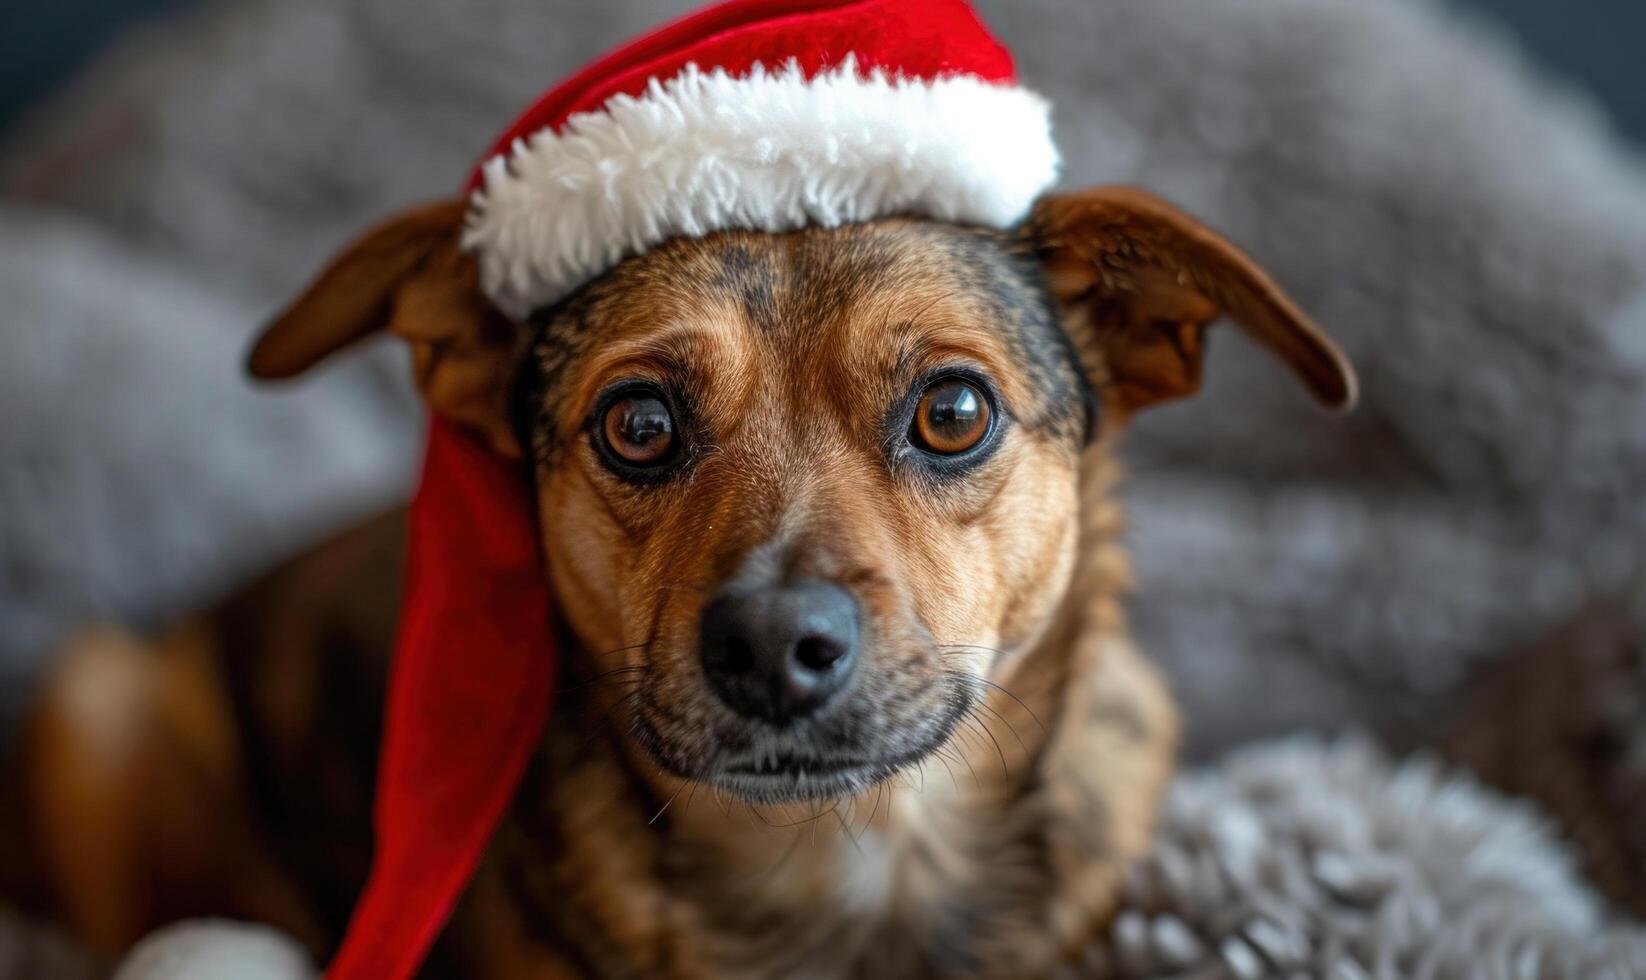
[699,580,859,723]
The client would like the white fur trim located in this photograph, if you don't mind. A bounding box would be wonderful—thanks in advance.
[114,920,316,980]
[464,58,1059,319]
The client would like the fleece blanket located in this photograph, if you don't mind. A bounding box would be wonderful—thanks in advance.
[1082,739,1646,979]
[2,0,1644,756]
[100,738,1645,979]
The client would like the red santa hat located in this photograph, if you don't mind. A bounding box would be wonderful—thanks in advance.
[326,2,1059,977]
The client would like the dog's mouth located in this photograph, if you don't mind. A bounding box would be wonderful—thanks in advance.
[722,751,869,777]
[710,748,934,804]
[632,673,978,804]
[701,701,973,804]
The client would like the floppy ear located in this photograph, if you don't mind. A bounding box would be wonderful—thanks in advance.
[248,199,528,459]
[1026,186,1356,422]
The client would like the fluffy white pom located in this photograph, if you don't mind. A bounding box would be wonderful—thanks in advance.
[114,920,315,980]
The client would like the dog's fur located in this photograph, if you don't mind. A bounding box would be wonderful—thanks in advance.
[1,187,1351,977]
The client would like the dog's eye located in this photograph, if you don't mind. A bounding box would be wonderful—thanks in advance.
[910,378,991,455]
[601,390,677,467]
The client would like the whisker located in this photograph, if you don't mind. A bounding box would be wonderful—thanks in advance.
[567,688,642,756]
[765,798,840,829]
[648,780,688,825]
[831,802,863,855]
[933,742,978,791]
[859,782,883,835]
[812,800,828,846]
[936,647,1049,736]
[969,696,1029,754]
[973,677,1048,737]
[747,820,807,887]
[587,642,649,660]
[963,707,1011,779]
[561,665,650,693]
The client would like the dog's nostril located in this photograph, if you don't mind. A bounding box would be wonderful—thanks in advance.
[699,579,859,723]
[794,635,846,673]
[721,635,754,674]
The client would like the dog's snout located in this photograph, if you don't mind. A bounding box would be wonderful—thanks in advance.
[699,580,859,723]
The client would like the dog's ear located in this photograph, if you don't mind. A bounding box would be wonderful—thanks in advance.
[1026,186,1356,422]
[248,199,527,459]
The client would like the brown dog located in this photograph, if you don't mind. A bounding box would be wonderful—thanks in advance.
[3,186,1353,977]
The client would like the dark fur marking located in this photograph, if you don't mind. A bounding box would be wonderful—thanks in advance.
[517,221,1094,475]
[706,242,779,333]
[940,227,1088,445]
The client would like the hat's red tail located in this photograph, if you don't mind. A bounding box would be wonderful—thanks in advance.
[326,420,555,980]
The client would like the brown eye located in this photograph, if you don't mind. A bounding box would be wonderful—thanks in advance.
[601,391,677,467]
[911,378,991,455]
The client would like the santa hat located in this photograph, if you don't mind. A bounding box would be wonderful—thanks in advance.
[464,0,1056,320]
[323,2,1059,977]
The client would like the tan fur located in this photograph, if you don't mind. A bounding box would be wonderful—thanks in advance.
[463,437,1173,978]
[4,187,1351,977]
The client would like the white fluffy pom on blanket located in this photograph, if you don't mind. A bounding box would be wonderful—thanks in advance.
[114,738,1645,980]
[113,921,314,980]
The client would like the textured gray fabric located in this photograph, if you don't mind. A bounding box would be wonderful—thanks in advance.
[0,204,418,726]
[1072,738,1646,978]
[1,0,1644,752]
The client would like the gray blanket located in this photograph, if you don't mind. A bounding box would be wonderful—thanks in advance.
[4,0,1643,753]
[1091,737,1646,977]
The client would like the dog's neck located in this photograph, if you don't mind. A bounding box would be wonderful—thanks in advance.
[466,442,1175,978]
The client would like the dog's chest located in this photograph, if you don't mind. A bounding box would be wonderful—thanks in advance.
[674,786,1051,979]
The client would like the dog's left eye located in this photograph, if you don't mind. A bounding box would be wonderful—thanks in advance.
[910,378,992,455]
[600,388,677,468]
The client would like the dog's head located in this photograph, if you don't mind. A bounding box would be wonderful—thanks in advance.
[252,188,1352,804]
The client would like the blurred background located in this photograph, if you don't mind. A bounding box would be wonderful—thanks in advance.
[9,0,1646,139]
[0,0,1643,966]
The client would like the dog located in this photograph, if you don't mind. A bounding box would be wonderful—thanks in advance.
[3,185,1353,977]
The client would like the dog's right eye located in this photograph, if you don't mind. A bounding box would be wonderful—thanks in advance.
[910,378,992,456]
[599,388,677,469]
